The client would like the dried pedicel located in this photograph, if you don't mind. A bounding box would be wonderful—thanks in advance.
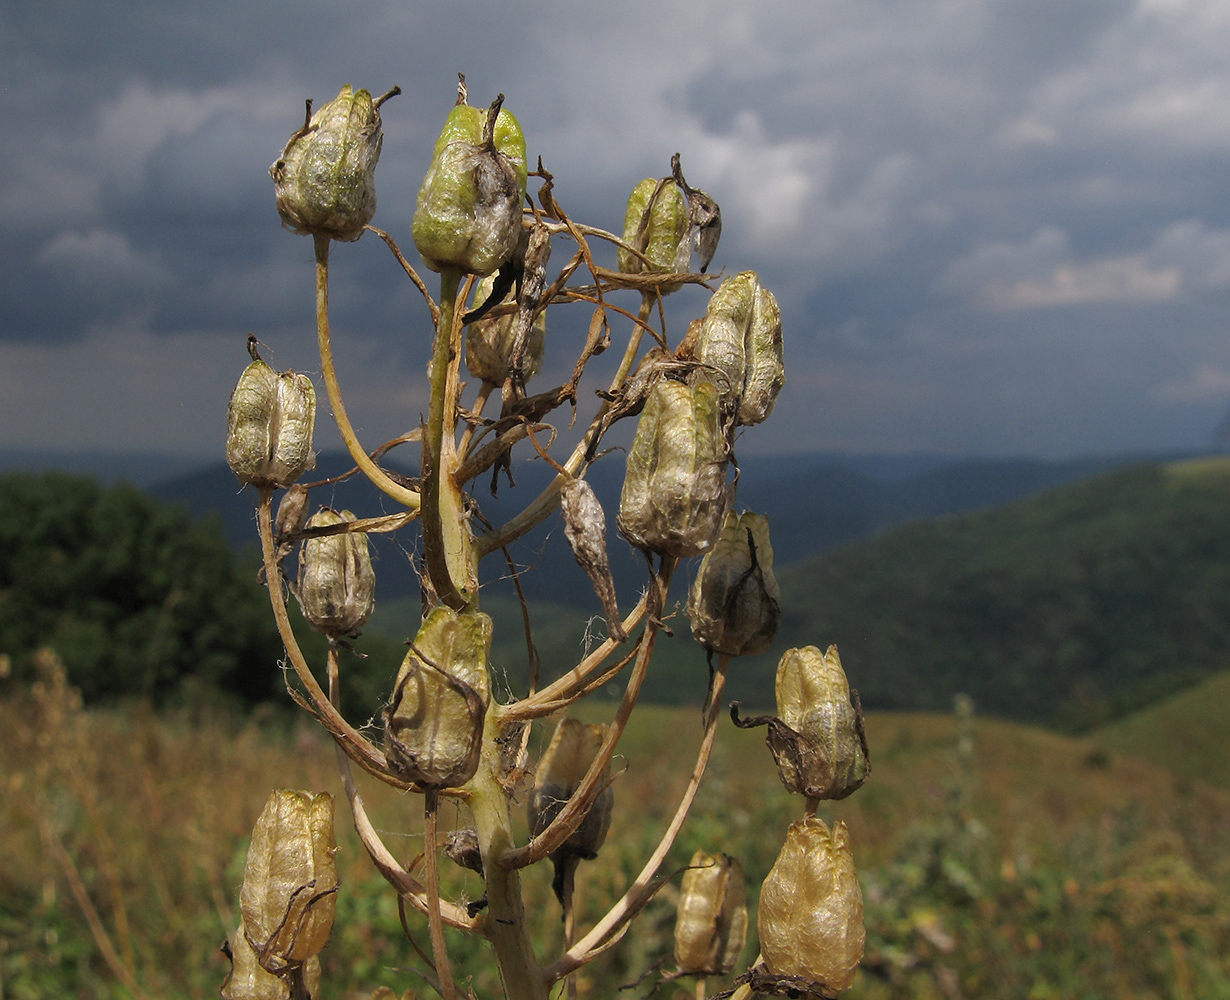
[226,340,316,489]
[238,790,337,977]
[757,817,864,994]
[687,510,780,657]
[560,477,626,641]
[412,88,527,277]
[383,607,492,788]
[617,379,728,557]
[298,508,375,637]
[270,84,395,243]
[674,850,747,976]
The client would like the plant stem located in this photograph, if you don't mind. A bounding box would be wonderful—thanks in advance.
[313,234,422,511]
[424,789,458,1000]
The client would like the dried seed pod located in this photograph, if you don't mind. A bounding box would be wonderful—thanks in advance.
[226,348,317,489]
[383,607,492,788]
[297,508,375,637]
[739,283,784,426]
[412,93,527,276]
[528,718,613,907]
[671,152,723,274]
[758,817,864,994]
[687,511,780,657]
[617,379,729,557]
[616,176,690,285]
[238,790,337,975]
[221,920,321,1000]
[464,272,545,385]
[674,850,748,976]
[560,477,626,641]
[270,85,390,243]
[774,645,870,799]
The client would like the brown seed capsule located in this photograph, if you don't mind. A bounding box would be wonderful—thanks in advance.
[383,607,492,788]
[758,817,864,994]
[560,478,626,642]
[221,920,321,1000]
[527,718,613,858]
[238,790,337,975]
[270,84,390,243]
[297,508,375,637]
[226,353,317,489]
[773,645,869,800]
[617,379,729,557]
[674,850,748,976]
[616,176,690,283]
[687,510,780,657]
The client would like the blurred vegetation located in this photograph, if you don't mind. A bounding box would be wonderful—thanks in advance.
[5,653,1229,999]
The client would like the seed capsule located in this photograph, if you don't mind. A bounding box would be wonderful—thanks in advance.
[617,379,728,557]
[616,176,690,283]
[226,351,317,489]
[674,850,747,976]
[238,790,337,975]
[687,511,780,657]
[527,718,613,862]
[412,93,527,277]
[464,273,545,385]
[383,607,492,788]
[560,478,626,642]
[758,817,864,994]
[773,645,869,800]
[298,508,375,637]
[221,920,321,1000]
[270,85,389,243]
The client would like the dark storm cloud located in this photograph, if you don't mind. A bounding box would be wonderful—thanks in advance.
[4,0,1230,458]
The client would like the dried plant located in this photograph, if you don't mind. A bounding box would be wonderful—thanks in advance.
[224,74,871,1000]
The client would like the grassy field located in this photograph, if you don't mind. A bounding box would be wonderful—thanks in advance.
[4,655,1229,999]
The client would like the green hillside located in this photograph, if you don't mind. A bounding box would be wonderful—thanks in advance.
[755,458,1230,730]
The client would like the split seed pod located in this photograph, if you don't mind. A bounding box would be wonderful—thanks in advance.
[298,508,375,637]
[758,817,864,994]
[270,85,389,243]
[617,379,728,557]
[464,273,546,385]
[412,93,527,276]
[226,349,316,489]
[383,607,492,788]
[560,478,626,642]
[238,790,337,976]
[674,850,748,976]
[221,920,321,1000]
[687,510,780,657]
[689,271,784,426]
[617,177,690,284]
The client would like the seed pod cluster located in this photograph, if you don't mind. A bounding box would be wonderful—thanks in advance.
[270,85,388,243]
[674,850,748,977]
[383,607,492,788]
[226,350,317,490]
[238,790,337,977]
[687,510,780,657]
[757,817,864,994]
[297,508,375,637]
[617,379,729,557]
[464,273,546,385]
[412,94,527,277]
[688,271,784,426]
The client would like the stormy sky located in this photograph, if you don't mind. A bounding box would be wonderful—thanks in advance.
[3,0,1230,462]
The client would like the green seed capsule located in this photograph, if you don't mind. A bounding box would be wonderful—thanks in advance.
[687,511,780,657]
[238,790,337,975]
[616,177,690,284]
[298,508,375,637]
[270,85,386,243]
[758,817,864,994]
[617,380,728,557]
[412,97,527,276]
[226,356,316,489]
[383,607,492,788]
[674,850,747,976]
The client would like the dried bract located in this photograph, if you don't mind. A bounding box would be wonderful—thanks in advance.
[298,508,375,637]
[674,850,747,977]
[687,511,780,657]
[239,790,337,976]
[270,85,388,243]
[758,817,864,994]
[226,354,317,489]
[383,607,492,788]
[617,379,728,557]
[560,478,626,641]
[412,94,527,276]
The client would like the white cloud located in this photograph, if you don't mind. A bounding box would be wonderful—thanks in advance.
[986,255,1181,310]
[37,229,170,291]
